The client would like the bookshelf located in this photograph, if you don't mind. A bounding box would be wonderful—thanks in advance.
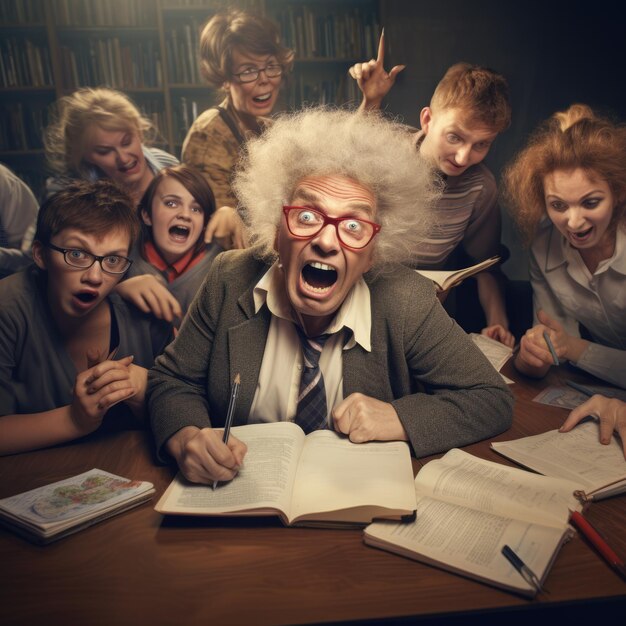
[0,0,380,198]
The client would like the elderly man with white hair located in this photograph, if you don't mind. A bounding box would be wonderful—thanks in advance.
[148,108,513,484]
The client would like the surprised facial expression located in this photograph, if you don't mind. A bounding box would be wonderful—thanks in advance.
[142,176,205,265]
[544,168,615,252]
[275,174,377,336]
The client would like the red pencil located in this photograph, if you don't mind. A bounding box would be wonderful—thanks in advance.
[570,510,626,580]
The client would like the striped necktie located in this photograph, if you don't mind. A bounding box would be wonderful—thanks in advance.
[295,326,329,434]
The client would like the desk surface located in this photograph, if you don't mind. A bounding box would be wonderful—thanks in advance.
[1,362,625,626]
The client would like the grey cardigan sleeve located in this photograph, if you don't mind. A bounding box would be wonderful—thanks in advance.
[371,269,514,457]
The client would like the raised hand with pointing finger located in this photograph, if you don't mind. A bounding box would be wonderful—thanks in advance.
[348,30,405,112]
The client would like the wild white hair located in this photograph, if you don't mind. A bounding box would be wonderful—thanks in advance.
[233,107,441,267]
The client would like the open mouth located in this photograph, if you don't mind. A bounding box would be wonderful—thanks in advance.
[75,291,98,303]
[302,262,337,292]
[571,226,593,240]
[119,159,138,172]
[253,93,272,104]
[169,225,190,242]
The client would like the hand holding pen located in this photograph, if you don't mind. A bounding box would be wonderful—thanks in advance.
[213,373,241,490]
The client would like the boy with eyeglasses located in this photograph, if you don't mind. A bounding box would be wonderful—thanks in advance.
[0,180,172,455]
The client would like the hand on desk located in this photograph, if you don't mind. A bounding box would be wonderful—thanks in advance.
[332,393,408,444]
[166,426,248,484]
[560,395,626,458]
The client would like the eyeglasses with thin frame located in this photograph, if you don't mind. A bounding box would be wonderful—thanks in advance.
[282,206,381,250]
[46,243,133,275]
[233,64,283,83]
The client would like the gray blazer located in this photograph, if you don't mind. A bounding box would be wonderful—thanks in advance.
[148,248,513,460]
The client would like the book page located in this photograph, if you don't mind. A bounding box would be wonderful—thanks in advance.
[492,421,626,496]
[289,431,416,523]
[365,496,569,596]
[469,333,513,371]
[414,449,581,528]
[155,422,305,516]
[415,256,500,291]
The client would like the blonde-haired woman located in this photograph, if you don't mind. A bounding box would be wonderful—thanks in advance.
[503,104,626,388]
[45,87,178,205]
[44,87,183,322]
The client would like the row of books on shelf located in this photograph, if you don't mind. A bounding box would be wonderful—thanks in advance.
[0,101,50,150]
[277,6,380,60]
[50,0,157,27]
[0,0,43,23]
[288,73,361,108]
[58,39,163,90]
[0,37,53,88]
[167,20,204,86]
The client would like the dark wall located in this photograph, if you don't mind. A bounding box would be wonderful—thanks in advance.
[377,0,626,279]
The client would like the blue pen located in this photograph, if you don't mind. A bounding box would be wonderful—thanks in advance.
[501,544,543,594]
[542,331,559,366]
[565,379,596,397]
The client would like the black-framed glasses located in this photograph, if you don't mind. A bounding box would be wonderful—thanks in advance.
[47,243,133,275]
[282,206,381,250]
[233,64,283,83]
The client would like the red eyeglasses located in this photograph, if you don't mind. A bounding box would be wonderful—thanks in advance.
[282,206,381,250]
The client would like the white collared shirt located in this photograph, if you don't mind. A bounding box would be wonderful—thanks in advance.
[248,262,372,424]
[529,219,626,388]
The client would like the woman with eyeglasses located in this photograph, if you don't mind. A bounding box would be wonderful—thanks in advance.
[181,8,294,250]
[0,180,172,455]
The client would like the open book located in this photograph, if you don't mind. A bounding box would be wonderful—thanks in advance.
[416,255,500,291]
[155,422,417,526]
[0,469,155,544]
[469,333,514,384]
[492,421,626,501]
[364,449,582,597]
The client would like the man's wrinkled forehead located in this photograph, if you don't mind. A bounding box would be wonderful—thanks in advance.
[292,175,377,213]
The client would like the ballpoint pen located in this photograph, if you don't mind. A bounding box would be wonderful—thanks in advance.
[212,373,241,491]
[501,544,543,594]
[570,510,626,580]
[542,331,559,366]
[565,379,618,400]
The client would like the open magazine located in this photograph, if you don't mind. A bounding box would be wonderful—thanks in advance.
[0,469,155,544]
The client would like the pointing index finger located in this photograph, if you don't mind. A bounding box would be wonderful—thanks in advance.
[377,29,385,65]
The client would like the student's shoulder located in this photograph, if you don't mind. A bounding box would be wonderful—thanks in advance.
[187,106,223,133]
[0,267,41,323]
[366,263,435,299]
[144,146,179,170]
[211,246,269,282]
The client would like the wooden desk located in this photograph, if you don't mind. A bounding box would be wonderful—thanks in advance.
[1,363,625,626]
